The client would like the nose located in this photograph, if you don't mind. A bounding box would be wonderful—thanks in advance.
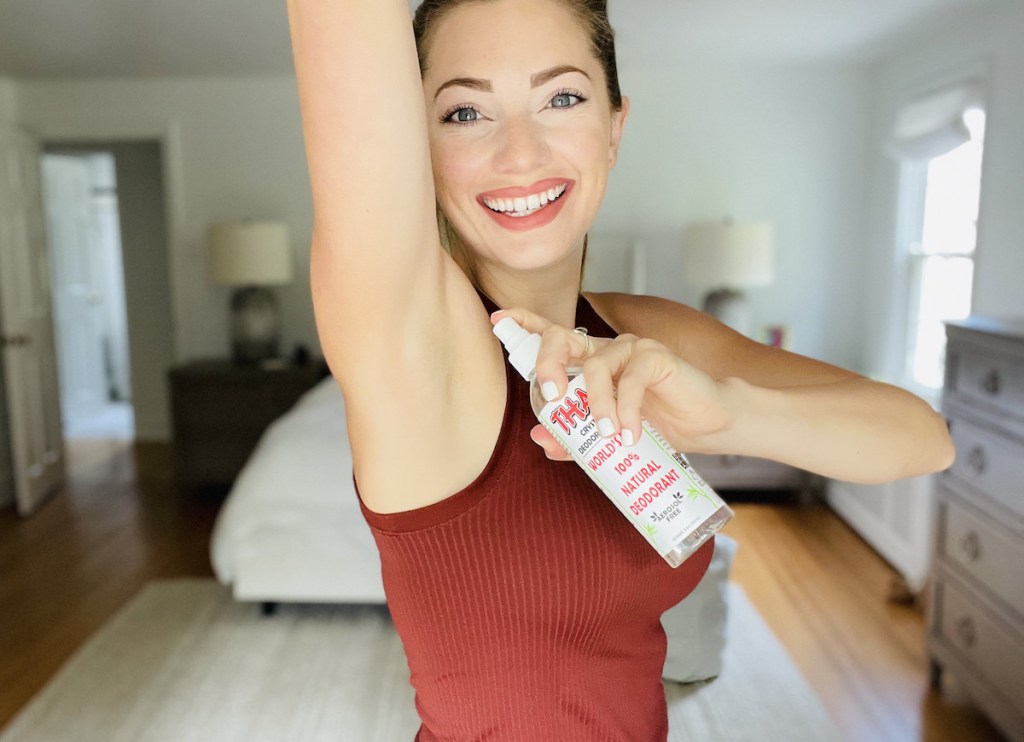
[492,115,551,174]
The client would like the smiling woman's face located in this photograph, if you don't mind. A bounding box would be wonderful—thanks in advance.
[420,0,628,280]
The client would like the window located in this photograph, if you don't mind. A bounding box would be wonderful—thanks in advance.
[901,108,985,389]
[890,83,986,392]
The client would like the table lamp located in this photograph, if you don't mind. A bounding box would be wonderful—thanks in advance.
[683,220,774,337]
[207,220,293,364]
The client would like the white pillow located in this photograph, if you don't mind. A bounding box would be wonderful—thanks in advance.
[661,534,738,683]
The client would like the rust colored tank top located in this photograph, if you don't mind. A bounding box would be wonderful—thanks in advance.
[358,294,713,742]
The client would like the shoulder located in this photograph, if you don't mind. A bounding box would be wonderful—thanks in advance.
[583,291,722,353]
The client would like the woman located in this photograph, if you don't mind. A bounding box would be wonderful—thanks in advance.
[286,0,954,739]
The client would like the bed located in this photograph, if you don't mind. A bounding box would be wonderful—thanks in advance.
[210,377,386,605]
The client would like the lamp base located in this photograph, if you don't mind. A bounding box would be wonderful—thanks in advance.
[702,288,752,337]
[230,286,281,365]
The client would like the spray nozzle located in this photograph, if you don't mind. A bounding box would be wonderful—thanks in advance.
[492,317,541,381]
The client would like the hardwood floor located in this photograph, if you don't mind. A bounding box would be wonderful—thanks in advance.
[0,440,1007,740]
[725,501,1004,742]
[0,440,220,730]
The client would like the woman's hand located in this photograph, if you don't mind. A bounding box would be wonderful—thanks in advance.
[492,307,736,461]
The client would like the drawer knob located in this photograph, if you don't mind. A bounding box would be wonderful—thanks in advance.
[967,447,986,475]
[958,531,981,561]
[981,369,1001,396]
[955,616,976,648]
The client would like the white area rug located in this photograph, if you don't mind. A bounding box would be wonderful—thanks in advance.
[1,579,843,741]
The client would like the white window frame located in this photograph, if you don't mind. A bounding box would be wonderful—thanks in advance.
[887,78,986,403]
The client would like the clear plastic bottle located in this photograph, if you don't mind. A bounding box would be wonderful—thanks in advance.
[494,317,732,567]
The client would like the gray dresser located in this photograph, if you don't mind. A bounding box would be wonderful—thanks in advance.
[928,317,1024,740]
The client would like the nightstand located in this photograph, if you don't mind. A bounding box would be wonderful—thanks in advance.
[169,359,328,493]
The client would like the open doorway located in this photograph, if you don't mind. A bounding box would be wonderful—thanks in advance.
[40,140,174,451]
[41,151,134,440]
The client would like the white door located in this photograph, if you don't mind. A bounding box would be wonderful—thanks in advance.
[0,127,65,515]
[41,155,109,424]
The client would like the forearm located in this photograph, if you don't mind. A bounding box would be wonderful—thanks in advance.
[713,377,955,483]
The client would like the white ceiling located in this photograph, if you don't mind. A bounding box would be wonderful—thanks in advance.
[0,0,989,80]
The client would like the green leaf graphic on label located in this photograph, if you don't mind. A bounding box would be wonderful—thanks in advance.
[687,486,716,505]
[643,523,658,541]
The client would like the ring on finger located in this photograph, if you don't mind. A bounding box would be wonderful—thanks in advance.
[573,327,592,356]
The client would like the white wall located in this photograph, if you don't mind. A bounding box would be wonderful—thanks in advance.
[17,77,316,364]
[15,62,872,374]
[860,1,1024,380]
[110,141,176,441]
[0,78,16,124]
[601,58,871,367]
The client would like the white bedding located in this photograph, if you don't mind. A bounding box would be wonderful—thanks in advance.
[210,378,386,604]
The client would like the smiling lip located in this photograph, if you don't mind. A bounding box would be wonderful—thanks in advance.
[477,179,575,232]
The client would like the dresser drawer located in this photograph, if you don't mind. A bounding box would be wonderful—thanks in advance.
[934,576,1024,707]
[949,347,1024,423]
[941,495,1024,620]
[948,417,1024,521]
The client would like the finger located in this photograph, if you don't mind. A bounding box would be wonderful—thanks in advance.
[535,326,613,402]
[614,339,676,444]
[580,336,637,439]
[533,325,580,401]
[492,307,604,362]
[490,307,552,335]
[530,424,572,461]
[492,308,608,401]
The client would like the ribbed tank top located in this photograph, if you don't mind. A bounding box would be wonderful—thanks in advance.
[358,294,714,741]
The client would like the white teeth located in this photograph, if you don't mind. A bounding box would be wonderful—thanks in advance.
[483,183,568,215]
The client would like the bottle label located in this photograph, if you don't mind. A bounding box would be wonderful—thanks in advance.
[540,375,725,556]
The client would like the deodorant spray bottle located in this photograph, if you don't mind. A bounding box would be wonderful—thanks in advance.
[493,317,732,567]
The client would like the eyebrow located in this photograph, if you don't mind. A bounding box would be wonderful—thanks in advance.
[433,65,591,100]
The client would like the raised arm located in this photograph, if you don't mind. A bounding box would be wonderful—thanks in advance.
[287,0,472,379]
[287,1,505,513]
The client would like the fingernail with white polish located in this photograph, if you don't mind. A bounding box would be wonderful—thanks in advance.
[621,429,635,446]
[541,381,559,402]
[598,418,616,438]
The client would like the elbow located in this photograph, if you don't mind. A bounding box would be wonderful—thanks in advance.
[911,410,956,478]
[872,410,955,484]
[933,420,956,473]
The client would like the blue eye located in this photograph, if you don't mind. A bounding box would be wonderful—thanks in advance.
[443,106,480,125]
[551,93,578,109]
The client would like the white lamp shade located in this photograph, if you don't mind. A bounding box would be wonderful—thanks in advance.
[683,221,775,288]
[207,221,293,286]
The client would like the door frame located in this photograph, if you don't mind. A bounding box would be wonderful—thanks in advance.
[32,118,186,365]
